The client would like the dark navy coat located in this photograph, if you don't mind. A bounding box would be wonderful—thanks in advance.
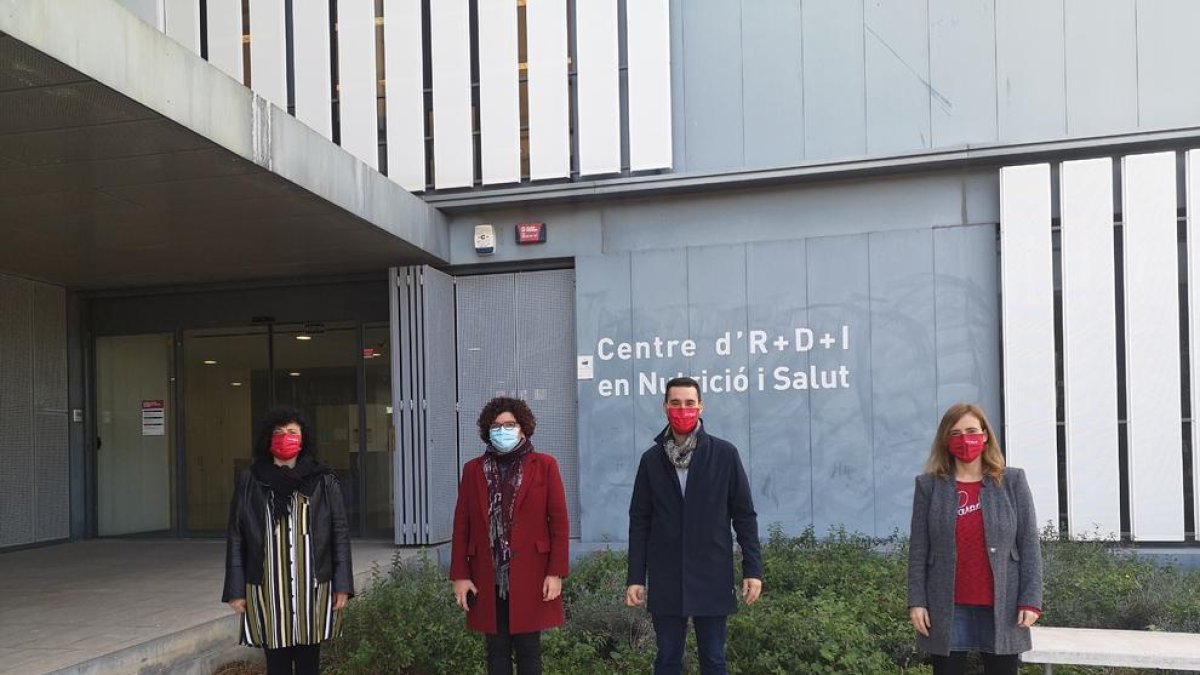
[626,423,763,617]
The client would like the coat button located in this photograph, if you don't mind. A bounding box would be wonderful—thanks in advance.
[989,547,996,553]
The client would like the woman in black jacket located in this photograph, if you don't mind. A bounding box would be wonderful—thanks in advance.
[222,407,354,675]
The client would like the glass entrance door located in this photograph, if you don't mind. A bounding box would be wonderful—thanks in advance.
[182,327,268,533]
[176,322,393,538]
[95,334,175,536]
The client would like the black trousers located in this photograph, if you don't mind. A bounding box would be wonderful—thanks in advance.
[930,652,1020,675]
[263,643,320,675]
[485,590,542,675]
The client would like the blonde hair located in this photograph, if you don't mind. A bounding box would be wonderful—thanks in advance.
[924,402,1005,484]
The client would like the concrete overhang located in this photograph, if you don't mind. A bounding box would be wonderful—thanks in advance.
[0,0,447,290]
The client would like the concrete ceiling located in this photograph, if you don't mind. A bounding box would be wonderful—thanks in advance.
[0,31,442,290]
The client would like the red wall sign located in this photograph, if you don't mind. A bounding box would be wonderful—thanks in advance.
[516,222,547,244]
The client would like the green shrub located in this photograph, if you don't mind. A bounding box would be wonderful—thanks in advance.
[321,553,481,675]
[318,531,1200,675]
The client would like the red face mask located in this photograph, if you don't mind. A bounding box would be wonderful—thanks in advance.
[271,433,302,461]
[666,407,700,435]
[947,433,987,463]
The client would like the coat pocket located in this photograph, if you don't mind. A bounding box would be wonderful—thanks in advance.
[535,539,551,554]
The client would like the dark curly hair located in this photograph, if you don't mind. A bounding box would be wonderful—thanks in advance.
[253,406,317,461]
[476,396,536,444]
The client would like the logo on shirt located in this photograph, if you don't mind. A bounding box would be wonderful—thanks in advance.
[957,490,982,517]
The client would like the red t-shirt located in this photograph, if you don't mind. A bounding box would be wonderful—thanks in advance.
[954,480,994,606]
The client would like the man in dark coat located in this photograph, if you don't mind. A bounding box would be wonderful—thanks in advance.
[625,376,763,675]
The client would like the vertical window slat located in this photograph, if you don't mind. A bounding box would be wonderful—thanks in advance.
[1122,151,1185,541]
[1000,163,1060,531]
[1060,158,1122,538]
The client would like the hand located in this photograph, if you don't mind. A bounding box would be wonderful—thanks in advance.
[741,578,763,605]
[228,598,246,615]
[625,584,646,607]
[1017,609,1040,628]
[453,579,478,612]
[542,575,562,601]
[333,592,349,611]
[909,606,931,637]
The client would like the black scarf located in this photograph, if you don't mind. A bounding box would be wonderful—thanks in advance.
[482,439,534,598]
[251,456,332,521]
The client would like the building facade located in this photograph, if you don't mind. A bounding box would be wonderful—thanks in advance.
[3,0,1200,551]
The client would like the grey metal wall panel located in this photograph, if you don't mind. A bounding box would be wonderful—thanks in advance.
[746,239,812,534]
[806,235,874,535]
[996,0,1067,143]
[602,172,976,253]
[453,271,580,536]
[630,250,691,444]
[576,254,636,542]
[1065,0,1137,137]
[681,0,744,171]
[1135,0,1200,130]
[456,274,519,466]
[670,0,687,172]
[516,270,580,535]
[868,229,937,535]
[741,0,804,168]
[0,275,34,547]
[934,224,1002,428]
[802,0,867,161]
[686,245,750,465]
[928,0,997,147]
[35,412,68,541]
[423,269,459,543]
[32,283,67,411]
[865,0,931,155]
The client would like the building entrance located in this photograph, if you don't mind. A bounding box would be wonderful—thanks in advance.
[94,322,393,538]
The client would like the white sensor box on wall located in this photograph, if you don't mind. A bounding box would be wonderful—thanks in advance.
[474,224,496,255]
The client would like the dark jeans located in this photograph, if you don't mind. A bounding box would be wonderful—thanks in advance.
[651,614,728,675]
[485,590,542,675]
[930,652,1020,675]
[263,643,320,675]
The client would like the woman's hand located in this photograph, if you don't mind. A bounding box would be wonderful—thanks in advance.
[453,579,478,611]
[542,575,562,601]
[1017,609,1040,628]
[228,598,247,614]
[909,606,931,637]
[333,592,349,611]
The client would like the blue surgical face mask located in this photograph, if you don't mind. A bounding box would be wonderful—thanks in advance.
[489,426,522,452]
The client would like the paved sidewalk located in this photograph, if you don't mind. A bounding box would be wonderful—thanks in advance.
[0,539,412,675]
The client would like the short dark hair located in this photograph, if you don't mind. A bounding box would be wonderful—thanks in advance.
[476,396,537,443]
[253,406,317,461]
[663,376,702,404]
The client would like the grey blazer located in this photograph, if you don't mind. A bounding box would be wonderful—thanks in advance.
[906,467,1044,656]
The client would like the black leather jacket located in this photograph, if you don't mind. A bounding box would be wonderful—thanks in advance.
[221,468,354,602]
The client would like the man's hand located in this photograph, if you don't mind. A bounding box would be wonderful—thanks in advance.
[543,575,562,601]
[453,579,478,612]
[333,592,349,611]
[909,606,931,637]
[228,598,247,614]
[625,584,646,607]
[741,578,763,604]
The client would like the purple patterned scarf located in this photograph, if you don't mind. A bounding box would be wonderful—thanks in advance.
[483,439,533,598]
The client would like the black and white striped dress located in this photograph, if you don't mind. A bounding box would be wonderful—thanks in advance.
[241,492,343,648]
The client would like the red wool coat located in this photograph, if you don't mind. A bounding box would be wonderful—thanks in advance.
[450,451,570,634]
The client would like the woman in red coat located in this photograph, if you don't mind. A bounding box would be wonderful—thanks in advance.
[450,396,570,675]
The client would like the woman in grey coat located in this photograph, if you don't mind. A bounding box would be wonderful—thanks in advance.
[907,402,1043,675]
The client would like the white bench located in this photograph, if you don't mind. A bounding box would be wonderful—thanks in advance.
[1024,626,1200,673]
